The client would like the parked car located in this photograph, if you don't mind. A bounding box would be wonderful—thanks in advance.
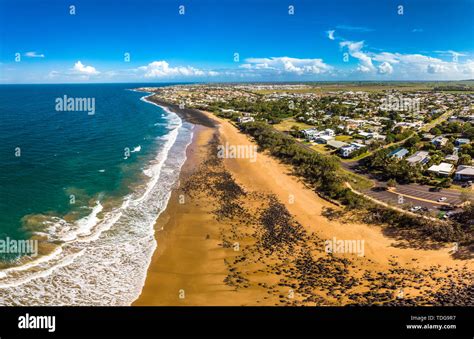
[438,197,447,202]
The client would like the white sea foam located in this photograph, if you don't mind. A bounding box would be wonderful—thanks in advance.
[56,201,103,242]
[0,247,63,278]
[0,93,194,305]
[131,145,141,153]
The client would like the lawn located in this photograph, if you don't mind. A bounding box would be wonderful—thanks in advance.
[340,169,374,191]
[309,143,331,154]
[273,118,314,132]
[335,135,353,142]
[340,151,372,162]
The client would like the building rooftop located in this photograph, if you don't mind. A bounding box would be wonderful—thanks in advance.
[389,148,409,158]
[406,151,430,164]
[455,165,474,175]
[428,162,454,174]
[327,140,348,149]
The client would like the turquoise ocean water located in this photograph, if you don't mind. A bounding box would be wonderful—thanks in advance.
[0,83,193,305]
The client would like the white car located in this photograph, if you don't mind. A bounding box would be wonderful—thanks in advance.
[410,206,422,212]
[438,197,447,202]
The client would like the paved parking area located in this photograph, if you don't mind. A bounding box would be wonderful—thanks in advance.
[394,184,463,206]
[364,188,439,210]
[363,184,464,211]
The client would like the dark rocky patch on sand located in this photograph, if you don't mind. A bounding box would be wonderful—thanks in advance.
[178,132,473,306]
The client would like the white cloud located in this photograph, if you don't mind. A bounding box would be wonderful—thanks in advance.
[241,57,332,75]
[327,30,335,40]
[373,53,464,76]
[138,61,217,78]
[340,40,375,72]
[427,64,448,74]
[47,70,59,78]
[372,52,401,64]
[434,50,467,61]
[378,62,393,74]
[412,28,424,33]
[72,61,99,75]
[336,38,474,79]
[25,51,44,58]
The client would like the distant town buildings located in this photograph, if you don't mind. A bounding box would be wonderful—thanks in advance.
[138,83,474,189]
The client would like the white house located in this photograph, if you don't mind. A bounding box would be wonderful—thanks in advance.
[428,162,454,176]
[431,136,448,148]
[389,148,409,160]
[314,135,334,144]
[324,128,335,137]
[455,138,470,147]
[238,116,255,123]
[339,142,365,158]
[327,140,348,149]
[301,128,319,140]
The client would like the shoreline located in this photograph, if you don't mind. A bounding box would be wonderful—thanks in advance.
[134,98,473,306]
[144,95,217,128]
[0,91,196,304]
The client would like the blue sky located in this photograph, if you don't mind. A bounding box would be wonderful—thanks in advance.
[0,0,473,83]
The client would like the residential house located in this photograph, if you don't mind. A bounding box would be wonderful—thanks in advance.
[358,131,373,139]
[455,138,470,147]
[238,116,255,123]
[315,135,334,144]
[339,142,365,158]
[454,165,474,181]
[301,128,319,140]
[389,148,409,160]
[428,162,454,176]
[327,140,348,149]
[324,128,335,137]
[406,151,430,166]
[302,128,335,142]
[431,136,448,148]
[422,133,435,141]
[445,154,459,164]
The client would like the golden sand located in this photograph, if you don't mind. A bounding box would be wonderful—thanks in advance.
[134,113,473,306]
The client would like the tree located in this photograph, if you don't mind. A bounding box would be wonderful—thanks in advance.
[289,125,300,138]
[464,127,474,139]
[438,177,452,188]
[441,142,454,155]
[430,127,442,136]
[387,178,397,188]
[404,135,421,148]
[459,154,472,165]
[460,191,474,204]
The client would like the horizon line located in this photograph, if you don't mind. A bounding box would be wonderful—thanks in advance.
[1,79,473,86]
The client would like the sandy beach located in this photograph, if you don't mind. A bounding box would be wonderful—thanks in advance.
[134,106,473,306]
